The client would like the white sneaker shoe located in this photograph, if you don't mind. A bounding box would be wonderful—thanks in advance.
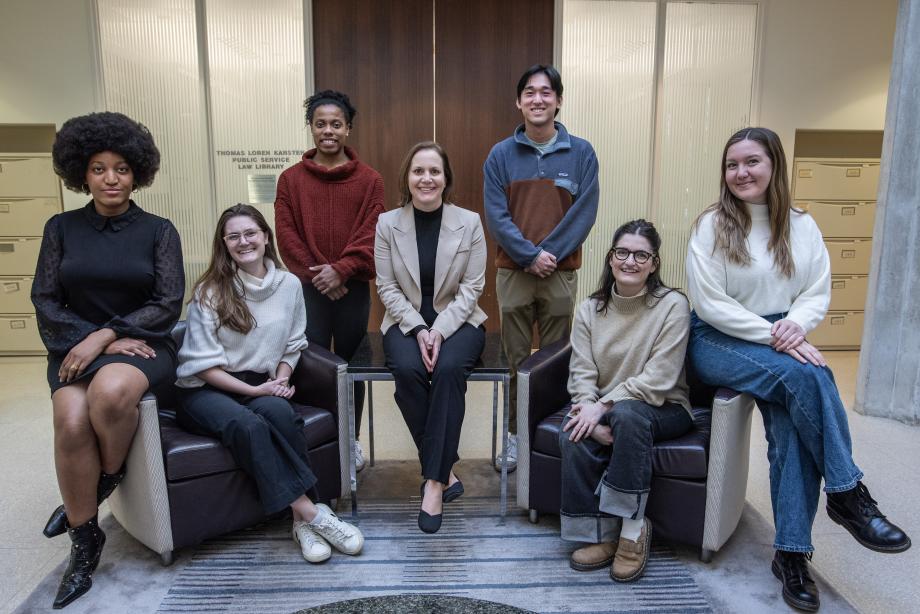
[292,520,331,563]
[354,440,366,473]
[309,503,364,555]
[494,433,518,473]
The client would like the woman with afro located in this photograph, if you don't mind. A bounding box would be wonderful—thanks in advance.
[32,111,184,609]
[274,90,384,472]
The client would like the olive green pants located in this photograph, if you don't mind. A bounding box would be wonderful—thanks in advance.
[496,268,577,434]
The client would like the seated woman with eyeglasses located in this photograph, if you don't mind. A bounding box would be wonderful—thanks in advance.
[175,204,364,566]
[559,219,691,584]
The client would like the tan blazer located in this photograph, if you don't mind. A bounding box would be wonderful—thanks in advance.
[375,203,487,338]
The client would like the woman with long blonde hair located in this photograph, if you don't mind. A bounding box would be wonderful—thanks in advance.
[686,127,909,612]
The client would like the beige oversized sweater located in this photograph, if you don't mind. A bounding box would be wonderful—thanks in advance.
[567,288,691,413]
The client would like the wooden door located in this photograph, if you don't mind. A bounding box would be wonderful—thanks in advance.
[312,0,555,330]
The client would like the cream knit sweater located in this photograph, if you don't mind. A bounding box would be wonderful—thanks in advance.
[686,203,831,345]
[176,259,307,388]
[567,289,691,413]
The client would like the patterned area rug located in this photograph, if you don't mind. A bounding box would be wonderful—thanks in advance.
[158,497,712,614]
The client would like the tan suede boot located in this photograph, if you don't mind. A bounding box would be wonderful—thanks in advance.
[611,518,652,582]
[570,541,617,571]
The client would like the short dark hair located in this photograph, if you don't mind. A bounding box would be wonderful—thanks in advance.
[397,142,454,207]
[304,89,357,127]
[52,112,160,193]
[516,64,564,114]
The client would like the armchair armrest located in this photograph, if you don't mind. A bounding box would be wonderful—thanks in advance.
[518,339,573,436]
[702,387,755,555]
[108,391,174,559]
[290,344,346,417]
[516,339,571,511]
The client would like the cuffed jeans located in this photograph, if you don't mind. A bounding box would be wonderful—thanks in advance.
[383,323,485,484]
[688,312,863,552]
[177,372,318,516]
[559,400,692,544]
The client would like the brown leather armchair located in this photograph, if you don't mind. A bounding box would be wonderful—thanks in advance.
[108,322,349,565]
[515,339,755,562]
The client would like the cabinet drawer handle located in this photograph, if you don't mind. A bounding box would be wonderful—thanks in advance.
[832,281,846,289]
[0,244,14,253]
[841,250,856,259]
[830,317,846,326]
[2,282,20,292]
[841,207,856,216]
[9,319,26,330]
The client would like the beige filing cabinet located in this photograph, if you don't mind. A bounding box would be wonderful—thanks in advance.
[794,157,879,350]
[0,125,62,355]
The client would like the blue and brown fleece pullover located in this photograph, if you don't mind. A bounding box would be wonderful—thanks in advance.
[483,122,599,270]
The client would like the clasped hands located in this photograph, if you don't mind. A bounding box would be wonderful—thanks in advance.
[525,249,557,278]
[252,376,296,399]
[770,318,826,367]
[58,328,156,383]
[562,400,614,445]
[415,328,444,373]
[310,264,348,300]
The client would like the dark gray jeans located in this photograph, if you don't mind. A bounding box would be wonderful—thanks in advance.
[559,399,692,543]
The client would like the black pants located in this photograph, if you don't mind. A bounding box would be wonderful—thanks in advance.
[383,323,485,484]
[177,373,318,515]
[558,400,692,543]
[303,279,370,434]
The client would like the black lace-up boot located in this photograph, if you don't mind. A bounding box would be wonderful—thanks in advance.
[44,465,126,538]
[826,481,911,553]
[772,550,819,612]
[52,515,106,609]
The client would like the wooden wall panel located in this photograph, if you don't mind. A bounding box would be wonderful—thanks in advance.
[434,0,555,325]
[312,0,434,330]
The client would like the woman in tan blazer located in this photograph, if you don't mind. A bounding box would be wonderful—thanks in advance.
[375,141,487,534]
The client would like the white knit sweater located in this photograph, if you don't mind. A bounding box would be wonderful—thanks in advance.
[176,259,308,388]
[686,203,831,345]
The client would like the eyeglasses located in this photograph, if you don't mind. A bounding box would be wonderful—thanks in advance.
[223,229,262,245]
[611,248,654,264]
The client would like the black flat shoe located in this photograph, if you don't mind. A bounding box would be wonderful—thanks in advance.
[442,480,464,503]
[53,516,106,609]
[771,550,819,612]
[826,481,911,553]
[44,465,126,539]
[418,482,442,534]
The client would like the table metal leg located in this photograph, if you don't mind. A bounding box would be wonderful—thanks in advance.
[491,381,498,467]
[368,381,375,467]
[346,374,358,517]
[500,373,510,518]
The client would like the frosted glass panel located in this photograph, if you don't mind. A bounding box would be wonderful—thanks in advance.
[95,0,214,292]
[205,0,309,234]
[561,0,657,301]
[656,2,758,290]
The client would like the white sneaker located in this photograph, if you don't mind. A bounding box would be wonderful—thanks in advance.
[494,433,518,473]
[354,440,366,473]
[309,503,364,555]
[292,520,331,563]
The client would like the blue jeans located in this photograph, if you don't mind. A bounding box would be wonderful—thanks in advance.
[688,313,863,552]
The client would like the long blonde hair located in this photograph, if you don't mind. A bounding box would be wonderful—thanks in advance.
[695,127,796,277]
[192,204,282,333]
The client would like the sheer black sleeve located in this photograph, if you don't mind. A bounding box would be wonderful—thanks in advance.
[103,219,185,338]
[31,215,99,355]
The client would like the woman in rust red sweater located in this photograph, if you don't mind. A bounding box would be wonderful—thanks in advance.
[274,90,385,471]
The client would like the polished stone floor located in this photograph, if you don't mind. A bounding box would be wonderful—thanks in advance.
[1,351,917,613]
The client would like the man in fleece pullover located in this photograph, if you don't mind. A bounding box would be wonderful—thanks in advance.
[483,63,599,472]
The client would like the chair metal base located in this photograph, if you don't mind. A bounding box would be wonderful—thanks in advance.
[528,509,539,524]
[160,550,175,566]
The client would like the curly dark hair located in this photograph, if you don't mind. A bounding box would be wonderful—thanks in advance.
[52,112,160,193]
[304,90,357,127]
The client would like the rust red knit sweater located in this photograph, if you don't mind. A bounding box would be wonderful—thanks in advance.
[274,146,385,283]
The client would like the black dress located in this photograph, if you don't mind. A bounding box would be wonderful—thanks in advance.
[31,201,185,394]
